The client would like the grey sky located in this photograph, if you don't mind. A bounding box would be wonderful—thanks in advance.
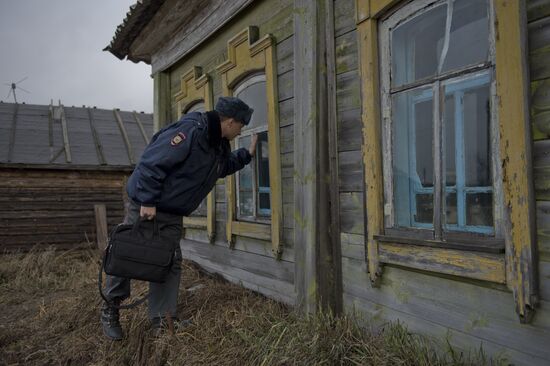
[0,0,152,112]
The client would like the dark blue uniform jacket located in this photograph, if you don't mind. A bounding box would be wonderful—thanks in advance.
[127,111,251,216]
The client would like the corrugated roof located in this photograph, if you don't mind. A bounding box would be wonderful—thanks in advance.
[103,0,166,63]
[0,102,153,168]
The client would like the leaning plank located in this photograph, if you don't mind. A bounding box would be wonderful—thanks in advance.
[87,108,107,165]
[113,109,135,164]
[59,104,72,163]
[133,111,150,144]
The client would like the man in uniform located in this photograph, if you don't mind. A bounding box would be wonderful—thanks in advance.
[100,96,257,340]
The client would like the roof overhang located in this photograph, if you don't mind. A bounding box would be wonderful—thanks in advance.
[105,0,255,73]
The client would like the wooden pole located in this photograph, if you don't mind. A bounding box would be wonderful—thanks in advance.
[94,204,108,252]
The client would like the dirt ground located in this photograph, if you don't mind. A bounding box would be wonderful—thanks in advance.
[0,247,505,366]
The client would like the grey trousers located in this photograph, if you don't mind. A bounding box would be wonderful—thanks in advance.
[104,200,183,320]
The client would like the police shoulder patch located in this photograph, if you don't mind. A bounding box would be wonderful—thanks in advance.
[170,132,186,146]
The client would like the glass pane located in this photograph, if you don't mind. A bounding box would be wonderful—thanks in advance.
[445,192,457,225]
[235,79,267,130]
[466,193,493,226]
[257,132,270,188]
[444,94,456,186]
[415,194,434,224]
[239,191,253,217]
[392,87,434,228]
[391,4,447,87]
[441,0,489,73]
[186,102,205,113]
[190,198,208,217]
[259,192,270,211]
[463,84,491,187]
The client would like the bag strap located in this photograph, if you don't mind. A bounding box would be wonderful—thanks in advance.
[97,251,149,310]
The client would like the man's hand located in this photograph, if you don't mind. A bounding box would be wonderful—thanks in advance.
[140,206,157,220]
[248,134,259,157]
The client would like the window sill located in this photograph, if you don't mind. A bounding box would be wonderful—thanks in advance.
[373,235,506,284]
[374,234,505,254]
[231,220,271,241]
[182,216,207,229]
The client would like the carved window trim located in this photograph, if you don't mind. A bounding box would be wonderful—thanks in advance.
[174,66,216,243]
[216,26,283,258]
[356,0,537,322]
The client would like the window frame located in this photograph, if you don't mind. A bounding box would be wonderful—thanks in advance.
[357,0,537,322]
[216,26,283,258]
[174,66,216,243]
[233,74,272,222]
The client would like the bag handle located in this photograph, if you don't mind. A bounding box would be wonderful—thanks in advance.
[131,217,160,239]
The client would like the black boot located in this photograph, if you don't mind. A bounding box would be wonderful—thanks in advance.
[100,301,123,340]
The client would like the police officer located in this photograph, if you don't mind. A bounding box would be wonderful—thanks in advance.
[101,96,257,340]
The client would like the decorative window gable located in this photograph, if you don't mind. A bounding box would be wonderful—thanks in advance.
[216,26,283,258]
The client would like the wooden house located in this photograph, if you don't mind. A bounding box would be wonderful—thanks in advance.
[106,0,550,363]
[0,101,153,251]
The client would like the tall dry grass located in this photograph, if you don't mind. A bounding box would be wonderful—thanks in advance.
[0,247,507,365]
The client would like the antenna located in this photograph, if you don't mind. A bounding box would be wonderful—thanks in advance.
[4,77,30,103]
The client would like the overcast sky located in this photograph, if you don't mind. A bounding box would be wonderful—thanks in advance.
[0,0,153,112]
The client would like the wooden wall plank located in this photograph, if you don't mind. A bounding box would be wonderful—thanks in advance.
[335,29,358,74]
[334,0,356,36]
[341,263,550,362]
[343,293,550,366]
[528,0,550,23]
[338,150,363,192]
[535,139,550,199]
[337,108,362,152]
[537,200,550,257]
[0,168,127,251]
[529,17,550,81]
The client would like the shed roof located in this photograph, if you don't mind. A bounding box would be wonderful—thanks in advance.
[0,101,153,169]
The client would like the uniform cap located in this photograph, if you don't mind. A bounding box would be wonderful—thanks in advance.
[214,97,253,126]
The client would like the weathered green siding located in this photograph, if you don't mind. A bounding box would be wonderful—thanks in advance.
[334,0,550,364]
[166,0,296,304]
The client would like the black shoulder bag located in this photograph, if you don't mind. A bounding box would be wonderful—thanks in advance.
[98,219,178,309]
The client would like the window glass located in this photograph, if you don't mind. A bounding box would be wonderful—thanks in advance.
[392,86,434,228]
[391,4,447,87]
[443,73,492,232]
[234,75,271,220]
[235,80,267,131]
[441,0,489,73]
[257,131,271,216]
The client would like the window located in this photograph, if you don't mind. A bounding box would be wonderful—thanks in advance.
[380,0,496,238]
[234,74,271,221]
[216,26,283,256]
[358,0,536,321]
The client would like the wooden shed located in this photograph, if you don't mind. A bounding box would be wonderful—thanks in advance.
[0,101,153,251]
[106,0,550,364]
